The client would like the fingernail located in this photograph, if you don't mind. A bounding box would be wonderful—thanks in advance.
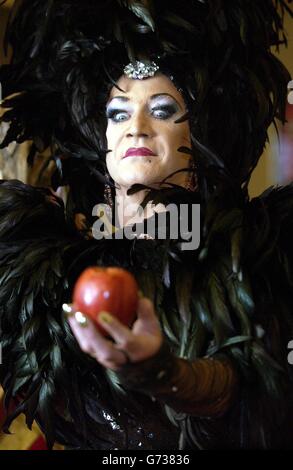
[138,290,144,299]
[62,303,74,317]
[98,311,113,324]
[74,311,89,327]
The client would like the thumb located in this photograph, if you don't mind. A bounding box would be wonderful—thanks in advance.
[137,297,159,325]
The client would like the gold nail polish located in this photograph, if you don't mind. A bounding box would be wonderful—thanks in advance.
[98,311,113,324]
[62,303,74,317]
[74,311,88,327]
[138,290,144,299]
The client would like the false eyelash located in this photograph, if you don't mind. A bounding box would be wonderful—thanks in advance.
[151,104,178,114]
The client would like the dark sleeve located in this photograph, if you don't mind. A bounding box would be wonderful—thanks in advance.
[114,341,237,417]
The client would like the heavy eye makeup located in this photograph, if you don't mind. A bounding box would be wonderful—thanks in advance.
[150,102,179,120]
[147,95,179,120]
[106,95,180,123]
[106,105,131,123]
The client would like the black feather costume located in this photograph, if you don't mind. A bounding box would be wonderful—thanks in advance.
[0,0,293,449]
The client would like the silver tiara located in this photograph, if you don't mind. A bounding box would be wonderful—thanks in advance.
[123,61,160,80]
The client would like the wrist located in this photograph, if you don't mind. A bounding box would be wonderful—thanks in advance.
[114,341,178,393]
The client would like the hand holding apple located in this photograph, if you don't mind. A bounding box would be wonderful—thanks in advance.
[64,267,163,370]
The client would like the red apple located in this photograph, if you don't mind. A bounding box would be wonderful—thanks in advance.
[72,267,138,335]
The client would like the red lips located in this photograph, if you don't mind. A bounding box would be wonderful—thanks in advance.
[124,147,156,158]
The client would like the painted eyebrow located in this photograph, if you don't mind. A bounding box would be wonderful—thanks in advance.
[107,93,182,108]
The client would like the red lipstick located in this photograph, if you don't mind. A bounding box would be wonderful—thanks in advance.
[124,147,156,158]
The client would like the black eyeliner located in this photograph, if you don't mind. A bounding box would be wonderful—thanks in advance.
[106,108,118,119]
[151,104,177,112]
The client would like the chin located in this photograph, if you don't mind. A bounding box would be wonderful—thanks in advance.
[121,178,156,187]
[117,171,160,188]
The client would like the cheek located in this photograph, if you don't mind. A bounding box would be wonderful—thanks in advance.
[106,153,118,180]
[173,123,191,146]
[106,152,115,167]
[106,126,113,149]
[162,123,191,154]
[106,124,121,151]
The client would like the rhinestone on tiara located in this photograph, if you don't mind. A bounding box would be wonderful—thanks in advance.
[124,61,160,80]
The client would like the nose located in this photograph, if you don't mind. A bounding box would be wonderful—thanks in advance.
[126,110,154,139]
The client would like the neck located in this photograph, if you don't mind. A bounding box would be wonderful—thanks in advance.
[115,185,165,228]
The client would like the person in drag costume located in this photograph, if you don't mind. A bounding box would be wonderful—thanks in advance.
[0,0,293,450]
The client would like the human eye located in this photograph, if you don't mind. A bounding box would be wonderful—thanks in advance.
[151,104,178,120]
[106,108,130,123]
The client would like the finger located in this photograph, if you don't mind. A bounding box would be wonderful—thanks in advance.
[137,298,159,324]
[98,311,132,346]
[67,312,110,353]
[63,304,110,350]
[62,303,75,317]
[67,311,128,367]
